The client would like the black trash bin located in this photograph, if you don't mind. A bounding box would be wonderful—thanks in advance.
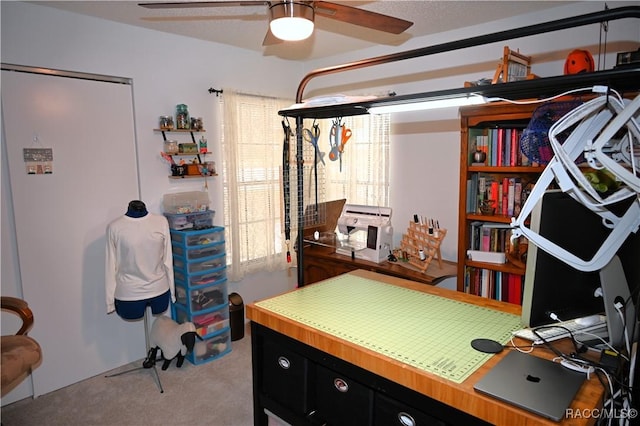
[228,292,244,341]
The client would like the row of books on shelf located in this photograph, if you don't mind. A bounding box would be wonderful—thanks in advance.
[466,174,534,215]
[464,267,524,305]
[470,127,538,167]
[469,221,528,252]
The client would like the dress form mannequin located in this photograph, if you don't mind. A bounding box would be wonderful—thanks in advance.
[105,200,175,319]
[105,200,175,392]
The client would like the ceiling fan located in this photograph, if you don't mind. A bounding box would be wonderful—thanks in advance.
[138,1,413,44]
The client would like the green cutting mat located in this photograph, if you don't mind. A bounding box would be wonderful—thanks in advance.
[256,274,521,383]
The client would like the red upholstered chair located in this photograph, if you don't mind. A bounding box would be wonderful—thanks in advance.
[1,296,42,397]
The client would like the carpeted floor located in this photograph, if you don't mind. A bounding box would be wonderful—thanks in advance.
[1,324,253,426]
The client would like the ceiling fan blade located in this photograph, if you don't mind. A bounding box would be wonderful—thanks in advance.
[313,1,412,34]
[138,1,268,9]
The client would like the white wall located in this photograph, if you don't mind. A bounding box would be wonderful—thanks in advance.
[1,1,300,297]
[1,0,638,400]
[0,0,300,404]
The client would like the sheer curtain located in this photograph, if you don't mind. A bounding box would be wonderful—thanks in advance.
[221,90,292,281]
[221,90,390,281]
[321,114,390,207]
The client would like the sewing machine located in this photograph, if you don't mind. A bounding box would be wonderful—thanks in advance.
[336,204,393,263]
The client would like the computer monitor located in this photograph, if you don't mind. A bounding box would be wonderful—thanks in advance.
[521,189,639,348]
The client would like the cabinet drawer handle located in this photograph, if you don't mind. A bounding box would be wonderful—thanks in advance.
[333,378,349,392]
[277,356,290,369]
[397,412,415,426]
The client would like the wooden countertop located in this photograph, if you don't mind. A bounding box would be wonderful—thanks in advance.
[247,269,604,426]
[302,243,457,285]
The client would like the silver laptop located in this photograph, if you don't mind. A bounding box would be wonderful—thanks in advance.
[474,351,585,421]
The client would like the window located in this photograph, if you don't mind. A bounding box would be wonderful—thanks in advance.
[221,90,390,281]
[321,114,390,207]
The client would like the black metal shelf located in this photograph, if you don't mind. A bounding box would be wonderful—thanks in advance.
[279,67,639,119]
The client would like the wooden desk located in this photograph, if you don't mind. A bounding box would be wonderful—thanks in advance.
[302,244,457,286]
[248,270,604,426]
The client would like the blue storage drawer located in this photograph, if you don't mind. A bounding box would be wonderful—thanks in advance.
[170,227,224,247]
[172,303,230,338]
[172,241,225,260]
[174,279,227,314]
[174,265,226,288]
[173,254,226,276]
[187,327,232,365]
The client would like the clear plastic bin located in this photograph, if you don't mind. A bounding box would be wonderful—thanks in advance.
[188,328,232,365]
[171,227,224,247]
[172,241,225,260]
[164,210,215,230]
[174,279,227,314]
[163,191,210,214]
[174,265,226,287]
[173,304,230,337]
[172,253,225,276]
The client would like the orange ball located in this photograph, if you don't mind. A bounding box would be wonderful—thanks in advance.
[564,49,595,75]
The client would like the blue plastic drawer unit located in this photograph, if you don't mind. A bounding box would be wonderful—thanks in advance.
[172,241,225,260]
[174,264,226,288]
[174,279,227,314]
[173,303,229,337]
[170,226,224,247]
[187,328,232,365]
[169,226,231,365]
[173,254,226,276]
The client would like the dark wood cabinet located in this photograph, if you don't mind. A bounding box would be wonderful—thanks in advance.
[252,323,487,426]
[314,364,373,425]
[302,244,456,286]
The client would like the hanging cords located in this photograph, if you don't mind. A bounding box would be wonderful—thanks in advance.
[311,118,319,222]
[282,117,292,263]
[597,4,609,71]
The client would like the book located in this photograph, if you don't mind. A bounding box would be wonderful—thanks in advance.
[481,269,490,298]
[496,128,504,167]
[504,130,511,167]
[508,274,523,305]
[503,129,511,166]
[490,131,497,166]
[501,178,509,216]
[510,128,518,166]
[489,181,499,208]
[481,226,491,251]
[507,177,516,217]
[478,175,486,207]
[467,174,479,213]
[514,181,523,216]
[469,221,483,251]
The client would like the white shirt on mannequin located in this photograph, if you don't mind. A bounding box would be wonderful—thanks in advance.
[105,213,176,314]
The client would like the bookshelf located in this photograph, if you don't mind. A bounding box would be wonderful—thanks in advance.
[457,102,545,305]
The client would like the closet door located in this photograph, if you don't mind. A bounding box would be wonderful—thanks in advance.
[2,68,142,396]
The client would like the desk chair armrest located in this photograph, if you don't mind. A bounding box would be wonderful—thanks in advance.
[1,296,35,335]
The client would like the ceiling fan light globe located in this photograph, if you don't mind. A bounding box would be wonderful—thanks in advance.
[270,17,314,41]
[269,1,314,41]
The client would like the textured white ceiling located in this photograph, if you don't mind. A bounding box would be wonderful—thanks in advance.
[34,1,575,60]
